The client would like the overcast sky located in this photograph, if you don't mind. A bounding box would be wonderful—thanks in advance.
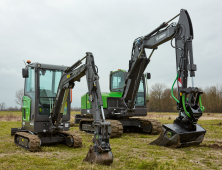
[0,0,221,108]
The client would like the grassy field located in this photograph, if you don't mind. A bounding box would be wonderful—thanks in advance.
[0,111,222,170]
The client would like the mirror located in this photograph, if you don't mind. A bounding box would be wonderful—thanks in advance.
[22,68,29,78]
[146,73,151,79]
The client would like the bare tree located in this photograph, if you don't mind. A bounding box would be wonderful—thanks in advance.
[147,84,178,112]
[147,83,222,113]
[0,102,6,111]
[7,106,20,111]
[15,89,24,108]
[148,83,166,112]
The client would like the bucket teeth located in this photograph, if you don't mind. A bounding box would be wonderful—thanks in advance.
[84,145,113,165]
[150,124,206,148]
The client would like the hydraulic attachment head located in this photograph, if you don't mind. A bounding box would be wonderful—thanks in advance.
[150,124,206,148]
[84,121,113,165]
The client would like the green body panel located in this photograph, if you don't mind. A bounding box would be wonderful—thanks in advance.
[81,69,125,110]
[81,93,92,109]
[81,94,86,109]
[101,92,123,108]
[81,91,123,109]
[22,96,31,122]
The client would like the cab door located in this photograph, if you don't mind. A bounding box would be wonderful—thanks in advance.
[22,96,31,122]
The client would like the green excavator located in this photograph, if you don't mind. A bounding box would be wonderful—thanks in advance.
[11,52,113,165]
[76,9,206,147]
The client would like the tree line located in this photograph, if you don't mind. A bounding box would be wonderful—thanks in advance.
[2,85,221,113]
[1,88,82,112]
[0,102,20,111]
[147,83,222,113]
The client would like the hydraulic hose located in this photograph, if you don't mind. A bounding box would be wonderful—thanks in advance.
[172,74,204,118]
[172,73,191,118]
[199,95,205,112]
[182,94,191,118]
[171,73,179,103]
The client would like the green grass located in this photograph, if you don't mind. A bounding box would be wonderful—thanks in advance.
[0,112,222,169]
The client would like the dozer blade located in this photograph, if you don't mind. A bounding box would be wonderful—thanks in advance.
[84,145,113,165]
[150,124,206,148]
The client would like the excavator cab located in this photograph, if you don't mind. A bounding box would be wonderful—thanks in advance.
[22,63,71,133]
[79,70,147,121]
[11,62,73,145]
[110,69,146,108]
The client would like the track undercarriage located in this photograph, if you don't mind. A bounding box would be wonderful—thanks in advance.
[78,117,162,138]
[13,130,82,152]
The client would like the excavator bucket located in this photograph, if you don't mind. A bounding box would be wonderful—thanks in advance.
[84,145,113,165]
[150,124,206,148]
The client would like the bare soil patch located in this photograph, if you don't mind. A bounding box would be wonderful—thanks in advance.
[0,113,21,121]
[200,144,222,150]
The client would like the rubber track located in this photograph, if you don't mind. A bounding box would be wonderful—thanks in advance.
[136,118,162,135]
[60,131,82,148]
[79,119,123,138]
[79,119,94,131]
[15,132,41,152]
[106,119,123,138]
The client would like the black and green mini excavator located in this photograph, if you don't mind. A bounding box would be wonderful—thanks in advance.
[76,9,206,147]
[11,52,113,164]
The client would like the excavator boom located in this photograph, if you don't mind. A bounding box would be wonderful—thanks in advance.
[123,9,206,147]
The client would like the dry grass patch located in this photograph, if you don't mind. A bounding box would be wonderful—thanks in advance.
[0,113,21,122]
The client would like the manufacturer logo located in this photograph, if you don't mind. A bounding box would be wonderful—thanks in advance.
[156,33,166,41]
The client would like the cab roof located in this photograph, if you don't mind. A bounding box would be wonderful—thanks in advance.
[27,62,68,71]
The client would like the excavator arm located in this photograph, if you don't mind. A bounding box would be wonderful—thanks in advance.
[123,9,206,147]
[49,52,113,164]
[124,9,202,124]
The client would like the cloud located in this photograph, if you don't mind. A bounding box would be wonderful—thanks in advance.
[0,0,221,107]
[0,68,23,107]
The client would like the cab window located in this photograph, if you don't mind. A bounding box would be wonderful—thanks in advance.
[111,71,125,92]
